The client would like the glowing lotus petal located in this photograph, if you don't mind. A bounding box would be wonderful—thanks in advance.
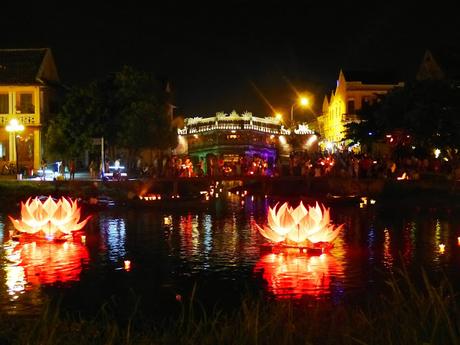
[267,203,295,236]
[290,201,308,223]
[9,196,91,239]
[255,223,285,243]
[307,224,343,244]
[256,201,343,246]
[286,225,309,243]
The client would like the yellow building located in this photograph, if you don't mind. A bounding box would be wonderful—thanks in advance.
[0,48,60,171]
[317,69,404,145]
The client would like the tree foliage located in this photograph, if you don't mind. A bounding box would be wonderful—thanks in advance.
[46,87,98,160]
[344,79,460,155]
[46,66,177,162]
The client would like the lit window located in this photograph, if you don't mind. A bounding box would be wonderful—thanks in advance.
[347,99,355,114]
[16,92,34,113]
[0,93,8,114]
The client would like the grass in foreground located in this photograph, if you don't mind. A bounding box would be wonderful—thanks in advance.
[0,269,459,345]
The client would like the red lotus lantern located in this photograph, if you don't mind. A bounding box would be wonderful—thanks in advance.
[255,201,343,249]
[9,196,90,240]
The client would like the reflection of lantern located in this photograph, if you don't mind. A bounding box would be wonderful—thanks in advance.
[254,253,342,299]
[255,202,343,248]
[8,196,90,240]
[11,240,89,285]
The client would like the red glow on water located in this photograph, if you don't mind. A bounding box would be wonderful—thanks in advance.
[13,240,89,285]
[254,253,342,298]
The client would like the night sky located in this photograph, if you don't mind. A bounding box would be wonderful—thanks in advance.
[2,1,459,118]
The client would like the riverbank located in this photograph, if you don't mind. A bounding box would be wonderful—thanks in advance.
[1,175,459,210]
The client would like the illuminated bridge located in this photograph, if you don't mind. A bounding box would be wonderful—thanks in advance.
[177,111,316,174]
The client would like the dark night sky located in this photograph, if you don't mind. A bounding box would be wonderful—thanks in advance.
[2,1,459,119]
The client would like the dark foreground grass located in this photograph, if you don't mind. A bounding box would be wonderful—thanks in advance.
[0,269,459,345]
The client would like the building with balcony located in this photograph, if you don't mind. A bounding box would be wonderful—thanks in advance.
[317,69,404,145]
[0,48,60,171]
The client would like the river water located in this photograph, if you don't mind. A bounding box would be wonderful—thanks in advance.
[1,193,460,317]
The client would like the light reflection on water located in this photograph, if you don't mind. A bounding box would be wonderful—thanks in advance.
[1,196,460,314]
[6,241,89,286]
[99,216,127,263]
[1,237,89,314]
[174,209,261,272]
[253,252,344,299]
[383,227,393,270]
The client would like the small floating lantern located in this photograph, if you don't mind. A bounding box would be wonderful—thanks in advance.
[255,201,343,252]
[439,244,445,254]
[397,172,409,180]
[124,260,131,271]
[139,194,162,201]
[8,196,90,240]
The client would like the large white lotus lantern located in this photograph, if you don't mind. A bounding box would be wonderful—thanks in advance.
[255,201,343,250]
[9,196,91,240]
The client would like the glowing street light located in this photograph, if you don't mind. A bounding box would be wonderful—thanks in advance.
[5,119,24,179]
[275,113,283,122]
[290,97,310,127]
[299,97,309,106]
[434,148,441,159]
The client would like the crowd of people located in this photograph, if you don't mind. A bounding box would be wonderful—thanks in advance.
[121,150,460,181]
[133,155,275,179]
[21,150,456,182]
[285,150,457,180]
[2,151,460,181]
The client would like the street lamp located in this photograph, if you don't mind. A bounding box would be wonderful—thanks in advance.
[5,118,24,179]
[290,97,310,127]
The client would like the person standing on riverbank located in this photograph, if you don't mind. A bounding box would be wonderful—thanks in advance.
[40,159,47,180]
[59,160,66,180]
[89,160,97,179]
[69,160,76,180]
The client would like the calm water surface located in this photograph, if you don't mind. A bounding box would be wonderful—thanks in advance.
[1,194,460,316]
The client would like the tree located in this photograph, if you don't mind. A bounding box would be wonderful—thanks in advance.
[111,66,177,156]
[344,98,383,151]
[344,79,460,156]
[46,86,100,161]
[46,66,177,166]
